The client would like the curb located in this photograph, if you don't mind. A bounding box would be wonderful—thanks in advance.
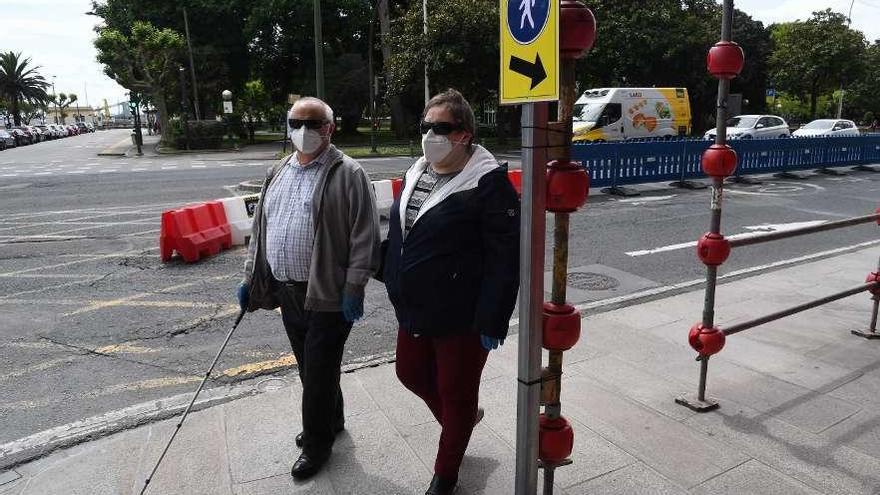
[0,351,395,471]
[237,180,263,193]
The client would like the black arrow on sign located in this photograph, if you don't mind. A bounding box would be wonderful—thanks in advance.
[508,53,547,90]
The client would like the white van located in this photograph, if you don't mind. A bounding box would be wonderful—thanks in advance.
[572,88,692,142]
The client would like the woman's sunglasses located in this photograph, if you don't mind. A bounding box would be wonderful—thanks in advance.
[420,121,463,135]
[288,119,328,130]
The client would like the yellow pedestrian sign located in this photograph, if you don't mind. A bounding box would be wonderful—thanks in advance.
[499,0,559,105]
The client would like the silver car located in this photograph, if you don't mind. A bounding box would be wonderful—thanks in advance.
[0,129,15,150]
[705,115,790,140]
[792,119,860,138]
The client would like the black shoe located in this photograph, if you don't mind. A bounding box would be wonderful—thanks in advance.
[295,423,345,448]
[425,474,457,495]
[291,452,330,480]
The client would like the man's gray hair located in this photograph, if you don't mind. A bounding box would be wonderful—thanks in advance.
[290,97,335,123]
[423,88,476,147]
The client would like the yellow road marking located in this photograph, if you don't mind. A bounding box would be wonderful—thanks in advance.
[221,354,297,378]
[0,298,231,310]
[94,343,161,354]
[0,249,159,277]
[171,306,240,332]
[0,356,79,381]
[62,274,234,316]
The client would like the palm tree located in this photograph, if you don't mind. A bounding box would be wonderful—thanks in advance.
[0,52,50,126]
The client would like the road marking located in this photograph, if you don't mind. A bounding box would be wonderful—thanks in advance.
[221,163,236,167]
[33,172,52,176]
[66,171,86,174]
[63,274,235,316]
[221,354,297,378]
[0,174,19,177]
[625,220,829,257]
[191,165,207,168]
[0,250,158,277]
[98,169,119,174]
[0,357,79,382]
[161,166,178,170]
[171,306,240,333]
[0,299,230,309]
[132,168,147,171]
[94,343,160,354]
[616,195,676,205]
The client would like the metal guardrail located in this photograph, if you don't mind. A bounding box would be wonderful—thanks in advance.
[572,135,880,189]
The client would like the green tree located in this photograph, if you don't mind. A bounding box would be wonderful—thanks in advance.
[94,21,185,144]
[52,93,78,123]
[769,9,867,119]
[239,79,271,143]
[841,42,880,122]
[387,0,498,136]
[0,52,50,126]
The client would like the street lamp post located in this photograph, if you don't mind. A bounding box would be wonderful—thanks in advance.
[51,76,58,124]
[314,0,325,98]
[838,0,856,119]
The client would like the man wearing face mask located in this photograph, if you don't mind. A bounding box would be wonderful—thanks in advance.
[237,97,380,479]
[382,89,520,495]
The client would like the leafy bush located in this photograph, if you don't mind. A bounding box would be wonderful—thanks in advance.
[167,118,228,149]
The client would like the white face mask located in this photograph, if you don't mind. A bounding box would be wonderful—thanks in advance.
[290,126,324,155]
[422,130,453,164]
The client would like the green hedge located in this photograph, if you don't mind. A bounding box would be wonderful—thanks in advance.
[168,119,231,150]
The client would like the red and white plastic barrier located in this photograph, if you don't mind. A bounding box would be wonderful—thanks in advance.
[159,169,522,263]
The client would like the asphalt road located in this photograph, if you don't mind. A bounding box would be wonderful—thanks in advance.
[0,128,878,446]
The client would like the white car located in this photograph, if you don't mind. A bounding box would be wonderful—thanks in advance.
[704,115,790,140]
[792,119,860,138]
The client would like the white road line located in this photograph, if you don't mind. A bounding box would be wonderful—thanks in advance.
[161,166,177,170]
[0,174,19,177]
[66,171,86,174]
[191,165,206,169]
[98,170,119,174]
[625,220,830,257]
[132,168,147,172]
[33,172,52,176]
[221,163,236,167]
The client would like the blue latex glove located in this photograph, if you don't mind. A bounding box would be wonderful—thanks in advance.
[236,283,249,311]
[342,293,364,322]
[480,335,504,351]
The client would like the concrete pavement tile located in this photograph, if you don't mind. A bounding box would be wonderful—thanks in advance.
[339,370,380,418]
[562,376,749,488]
[233,473,336,495]
[18,427,147,495]
[707,360,861,434]
[0,469,24,495]
[822,409,880,459]
[325,411,428,494]
[567,356,696,421]
[828,369,880,407]
[685,403,880,494]
[599,303,686,331]
[224,386,301,483]
[805,334,880,370]
[714,332,854,390]
[690,459,822,495]
[356,363,435,428]
[565,462,686,495]
[132,406,233,495]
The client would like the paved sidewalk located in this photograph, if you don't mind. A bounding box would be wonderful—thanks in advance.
[1,247,879,495]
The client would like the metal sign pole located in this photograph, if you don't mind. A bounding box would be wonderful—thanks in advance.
[515,102,548,495]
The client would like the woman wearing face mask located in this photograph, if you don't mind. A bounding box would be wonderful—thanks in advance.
[382,89,520,495]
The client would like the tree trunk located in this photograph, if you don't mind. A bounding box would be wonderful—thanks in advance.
[153,91,172,146]
[378,0,408,138]
[11,97,20,126]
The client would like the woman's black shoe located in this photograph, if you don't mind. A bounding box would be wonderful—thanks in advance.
[290,452,330,480]
[425,474,457,495]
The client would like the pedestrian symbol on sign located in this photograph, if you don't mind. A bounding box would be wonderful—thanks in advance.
[508,0,549,44]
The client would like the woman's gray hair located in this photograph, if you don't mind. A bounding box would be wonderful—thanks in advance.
[423,88,476,148]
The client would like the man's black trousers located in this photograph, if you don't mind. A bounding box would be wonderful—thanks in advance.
[275,280,352,458]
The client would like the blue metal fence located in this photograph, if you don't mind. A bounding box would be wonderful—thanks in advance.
[571,136,880,189]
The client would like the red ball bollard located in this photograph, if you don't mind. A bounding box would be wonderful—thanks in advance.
[560,1,597,60]
[546,160,589,213]
[696,233,731,266]
[538,414,574,464]
[542,302,581,351]
[688,323,726,357]
[707,41,745,80]
[867,272,880,296]
[701,144,738,178]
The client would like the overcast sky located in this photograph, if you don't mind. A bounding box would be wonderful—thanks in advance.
[3,0,879,109]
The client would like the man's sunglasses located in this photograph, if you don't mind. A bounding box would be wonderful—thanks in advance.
[420,121,463,135]
[288,118,328,130]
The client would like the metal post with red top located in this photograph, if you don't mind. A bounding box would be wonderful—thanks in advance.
[675,0,744,412]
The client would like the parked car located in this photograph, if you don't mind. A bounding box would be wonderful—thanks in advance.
[26,126,44,143]
[50,124,67,137]
[10,128,32,145]
[76,122,89,134]
[35,125,54,140]
[0,129,14,150]
[86,123,95,132]
[68,124,80,136]
[792,119,860,138]
[704,115,790,140]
